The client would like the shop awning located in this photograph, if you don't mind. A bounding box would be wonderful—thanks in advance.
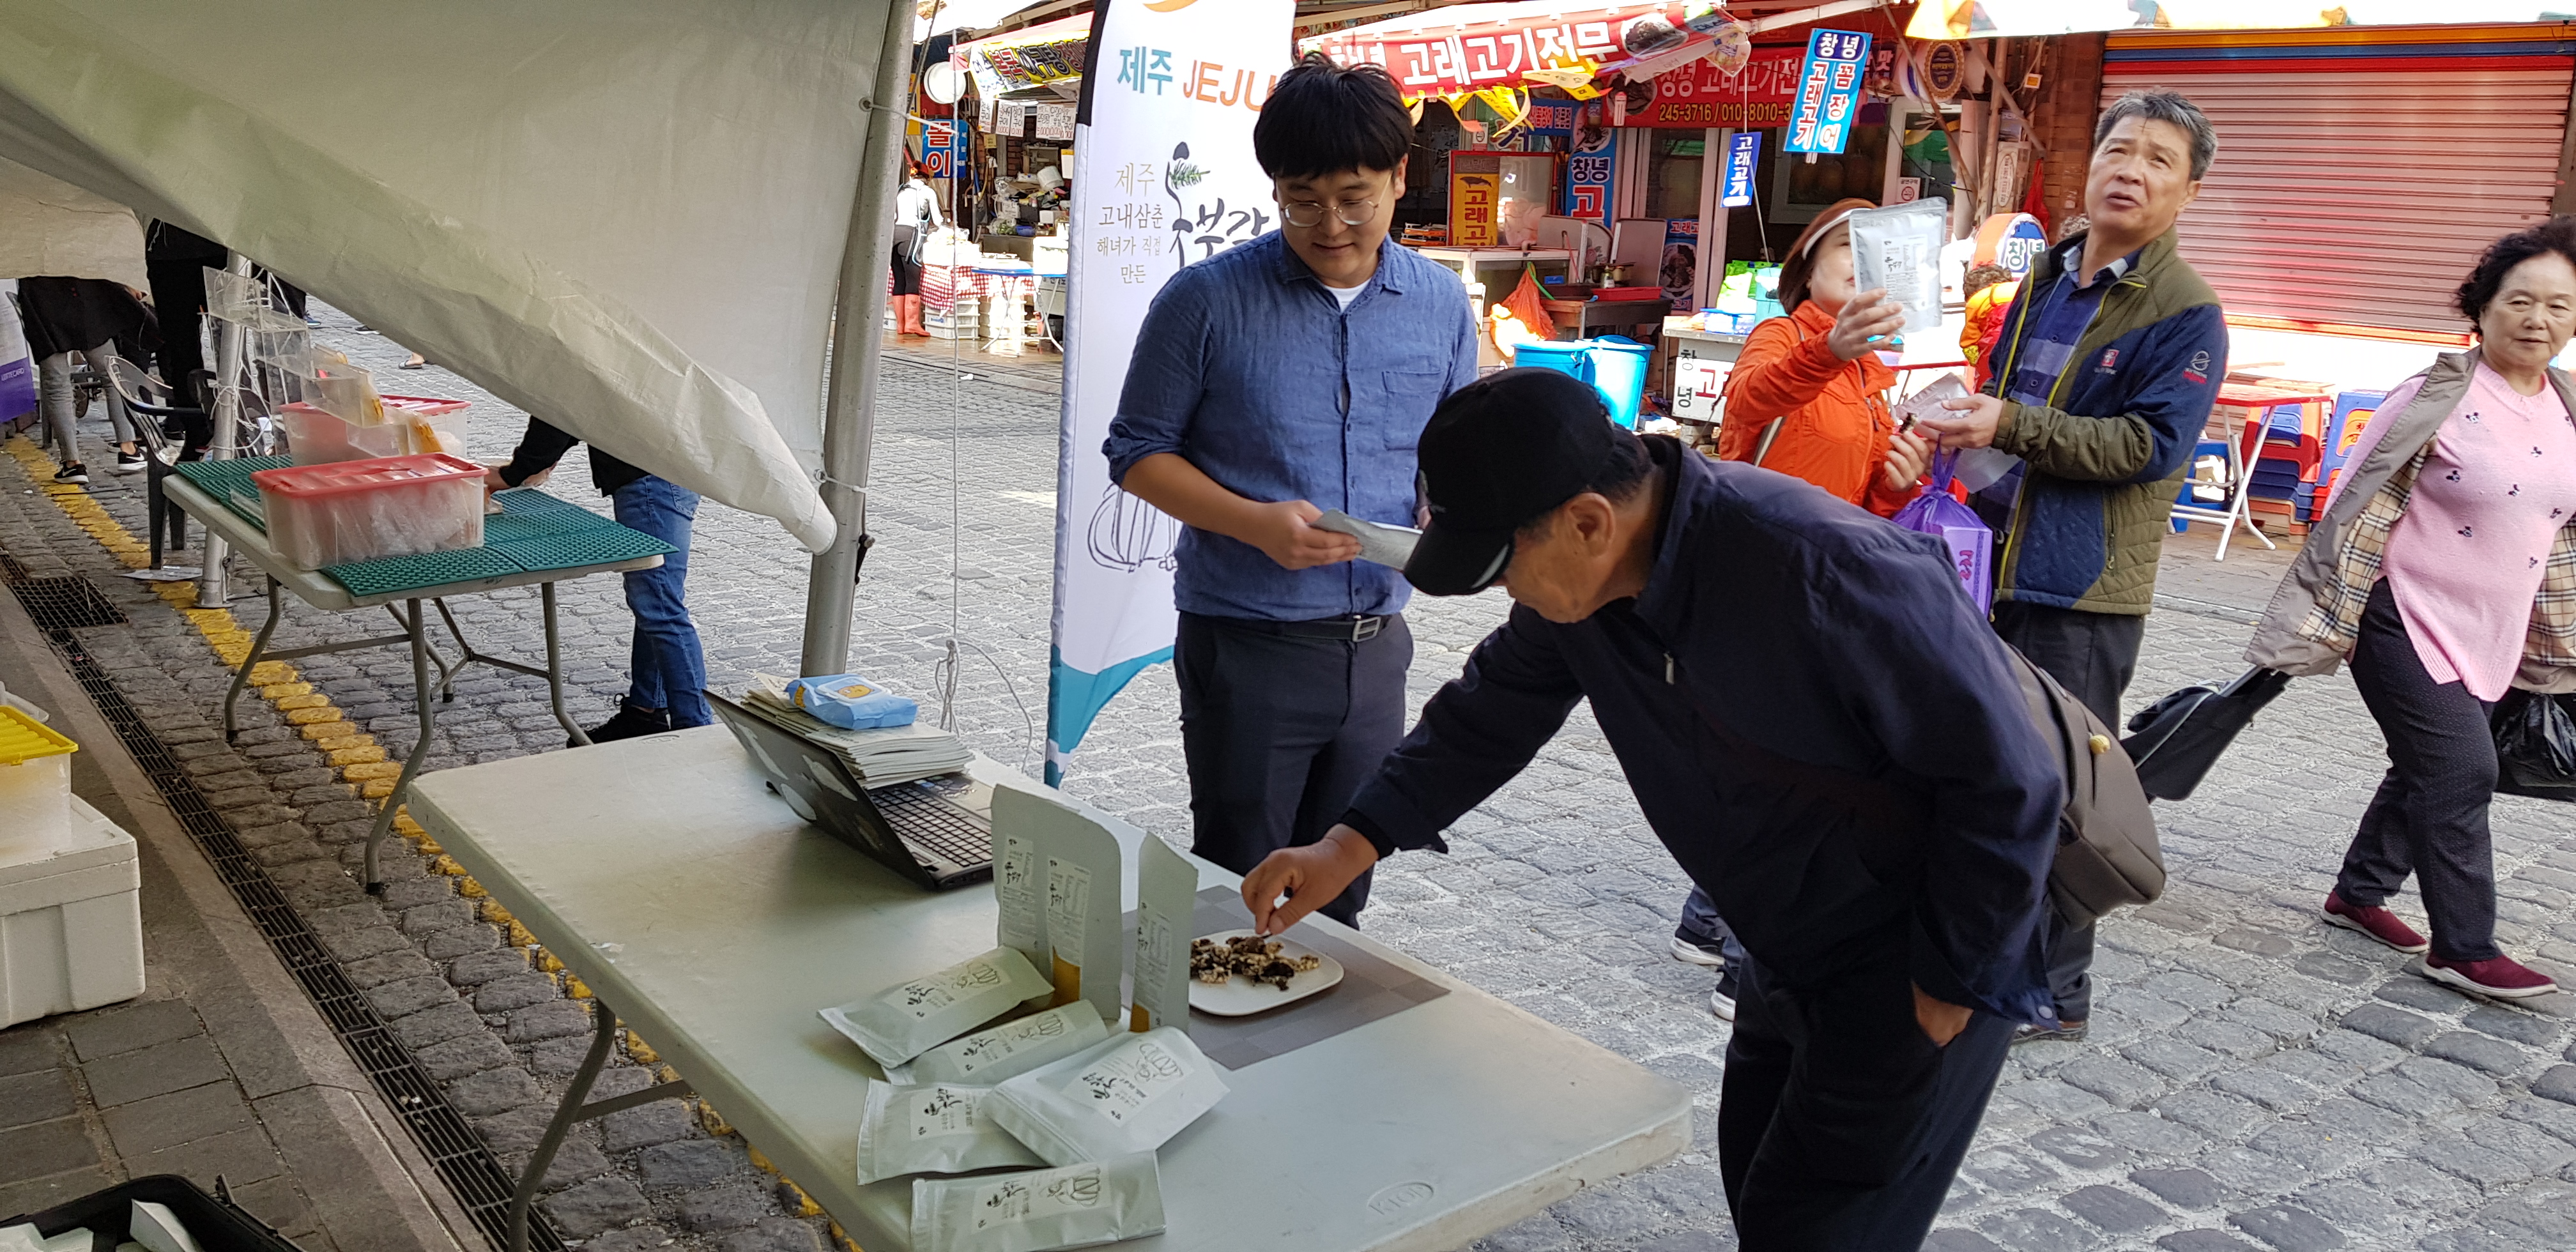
[1907,2,2350,40]
[958,11,1093,97]
[0,0,912,552]
[1301,2,1709,99]
[1300,1,1896,100]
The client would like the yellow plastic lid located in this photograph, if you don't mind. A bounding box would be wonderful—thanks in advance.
[0,705,77,765]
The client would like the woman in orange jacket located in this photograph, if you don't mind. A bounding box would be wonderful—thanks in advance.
[1717,197,1934,517]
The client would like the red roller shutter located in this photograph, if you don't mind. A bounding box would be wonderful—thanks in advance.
[2102,24,2576,337]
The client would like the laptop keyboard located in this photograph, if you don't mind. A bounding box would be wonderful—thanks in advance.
[870,782,991,867]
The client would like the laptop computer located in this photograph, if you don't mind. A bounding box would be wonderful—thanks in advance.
[706,691,995,890]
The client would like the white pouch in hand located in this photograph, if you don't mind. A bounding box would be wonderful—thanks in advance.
[820,948,1054,1067]
[986,1027,1229,1167]
[855,1081,1043,1184]
[910,1152,1165,1252]
[887,1003,1110,1086]
[1848,198,1950,333]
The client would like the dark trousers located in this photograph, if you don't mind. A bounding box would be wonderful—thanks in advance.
[1992,599,2145,1023]
[1174,610,1411,926]
[144,252,222,396]
[2337,581,2503,962]
[1721,951,2016,1248]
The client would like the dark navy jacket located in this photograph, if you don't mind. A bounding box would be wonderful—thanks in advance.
[1344,438,2064,1022]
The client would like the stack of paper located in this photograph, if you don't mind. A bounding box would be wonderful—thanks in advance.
[744,675,972,787]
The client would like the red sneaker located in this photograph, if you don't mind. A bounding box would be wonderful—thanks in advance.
[2420,954,2559,1000]
[2322,891,2430,954]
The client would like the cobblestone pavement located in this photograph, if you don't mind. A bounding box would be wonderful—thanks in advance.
[6,310,2576,1252]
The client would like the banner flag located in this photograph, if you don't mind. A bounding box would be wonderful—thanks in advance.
[1046,0,1289,784]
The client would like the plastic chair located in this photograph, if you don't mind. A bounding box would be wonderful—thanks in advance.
[103,355,202,568]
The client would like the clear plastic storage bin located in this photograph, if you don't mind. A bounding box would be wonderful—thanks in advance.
[0,705,77,856]
[280,395,470,464]
[251,453,487,570]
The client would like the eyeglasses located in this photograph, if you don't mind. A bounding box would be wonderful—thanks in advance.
[1278,198,1379,228]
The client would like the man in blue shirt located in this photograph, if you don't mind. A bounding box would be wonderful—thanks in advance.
[1103,53,1479,924]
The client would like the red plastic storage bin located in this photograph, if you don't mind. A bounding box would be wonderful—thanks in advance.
[251,453,486,570]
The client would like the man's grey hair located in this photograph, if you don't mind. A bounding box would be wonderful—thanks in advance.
[2094,89,2217,181]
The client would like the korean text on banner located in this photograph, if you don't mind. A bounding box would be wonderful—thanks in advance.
[1784,30,1870,156]
[1047,0,1291,784]
[1721,132,1759,208]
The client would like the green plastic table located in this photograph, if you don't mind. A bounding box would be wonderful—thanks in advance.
[409,730,1693,1252]
[162,465,670,889]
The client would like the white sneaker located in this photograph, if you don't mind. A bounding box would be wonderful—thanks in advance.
[1708,973,1739,1023]
[1671,935,1728,968]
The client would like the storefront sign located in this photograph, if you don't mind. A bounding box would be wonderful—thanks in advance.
[1661,218,1698,307]
[961,12,1091,98]
[1301,6,1640,98]
[1049,0,1292,782]
[1720,130,1760,207]
[1785,29,1871,155]
[1632,43,1801,129]
[1561,99,1613,220]
[921,121,963,179]
[1452,165,1502,247]
[1922,41,1966,101]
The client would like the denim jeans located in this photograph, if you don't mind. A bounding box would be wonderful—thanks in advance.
[610,476,710,728]
[1679,886,1749,969]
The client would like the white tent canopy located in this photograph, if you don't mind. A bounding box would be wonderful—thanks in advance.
[0,0,917,553]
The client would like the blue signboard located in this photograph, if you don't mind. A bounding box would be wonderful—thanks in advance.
[1721,131,1760,208]
[1785,29,1870,156]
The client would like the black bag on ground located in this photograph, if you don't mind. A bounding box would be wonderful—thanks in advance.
[2494,689,2576,802]
[2120,666,2292,802]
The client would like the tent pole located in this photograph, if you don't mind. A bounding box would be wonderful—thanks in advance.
[196,252,255,609]
[800,0,916,676]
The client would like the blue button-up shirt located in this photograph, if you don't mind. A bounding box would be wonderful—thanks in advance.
[1103,232,1480,621]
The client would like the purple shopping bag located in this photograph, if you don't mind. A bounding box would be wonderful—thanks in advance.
[1892,451,1993,613]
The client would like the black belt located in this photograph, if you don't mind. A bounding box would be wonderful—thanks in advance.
[1199,612,1394,642]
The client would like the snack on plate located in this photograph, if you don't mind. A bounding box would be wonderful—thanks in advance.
[1191,935,1322,990]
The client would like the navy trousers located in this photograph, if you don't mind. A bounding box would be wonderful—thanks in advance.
[1174,611,1411,926]
[1720,947,2016,1249]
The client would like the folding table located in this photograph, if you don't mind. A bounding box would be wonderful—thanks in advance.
[408,729,1692,1252]
[160,461,671,889]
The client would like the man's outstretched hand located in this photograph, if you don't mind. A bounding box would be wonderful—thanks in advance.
[1243,824,1381,936]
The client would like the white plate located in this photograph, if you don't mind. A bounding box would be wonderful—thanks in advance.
[1185,929,1345,1017]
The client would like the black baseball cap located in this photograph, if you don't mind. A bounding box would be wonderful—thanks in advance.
[1404,367,1621,596]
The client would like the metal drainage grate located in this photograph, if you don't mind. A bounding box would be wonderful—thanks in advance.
[8,575,128,629]
[7,549,562,1252]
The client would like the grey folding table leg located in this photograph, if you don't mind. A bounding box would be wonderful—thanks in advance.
[364,598,436,892]
[224,575,412,743]
[509,998,691,1252]
[420,581,590,747]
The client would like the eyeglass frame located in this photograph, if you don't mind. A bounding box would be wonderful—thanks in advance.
[1276,197,1381,229]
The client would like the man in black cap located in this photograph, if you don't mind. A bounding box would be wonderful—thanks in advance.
[1241,369,2064,1248]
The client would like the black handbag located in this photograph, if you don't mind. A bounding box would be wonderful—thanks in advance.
[2494,689,2576,802]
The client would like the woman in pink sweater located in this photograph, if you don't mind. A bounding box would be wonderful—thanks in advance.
[2251,219,2576,999]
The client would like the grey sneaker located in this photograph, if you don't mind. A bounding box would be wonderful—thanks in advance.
[1671,934,1728,968]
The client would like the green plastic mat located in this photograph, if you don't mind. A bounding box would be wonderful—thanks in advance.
[170,455,292,531]
[489,526,677,573]
[482,506,618,546]
[323,546,523,599]
[489,487,594,515]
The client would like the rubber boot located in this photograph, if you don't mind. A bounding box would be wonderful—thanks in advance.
[898,294,927,337]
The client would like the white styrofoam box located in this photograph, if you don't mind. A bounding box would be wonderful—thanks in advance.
[926,325,980,340]
[0,797,145,1029]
